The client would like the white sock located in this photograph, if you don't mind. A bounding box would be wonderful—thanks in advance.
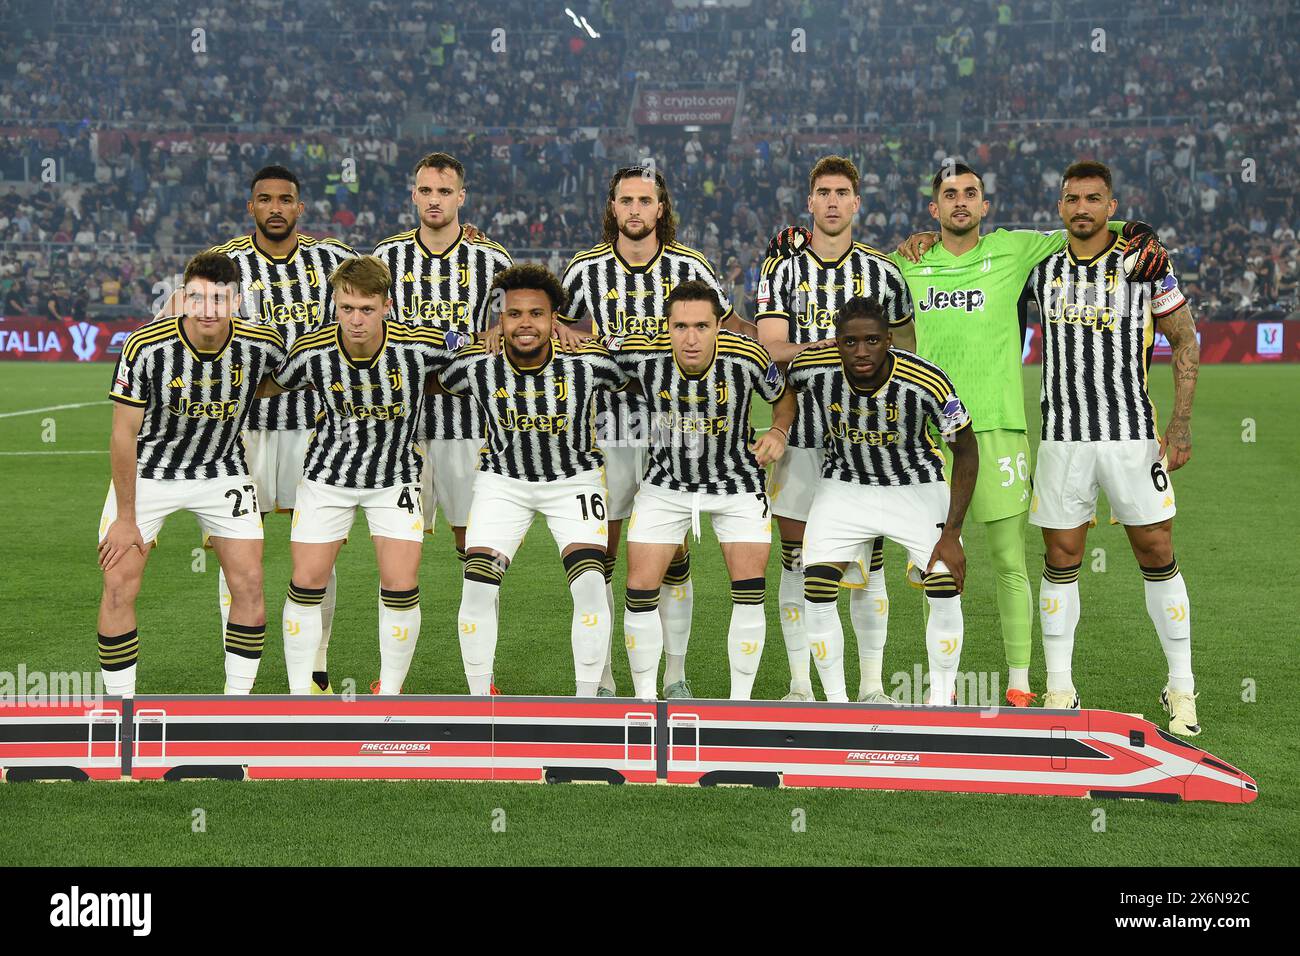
[378,587,420,695]
[223,621,264,694]
[660,555,693,689]
[101,664,137,697]
[458,576,500,695]
[98,628,139,697]
[726,599,766,700]
[623,597,664,700]
[803,598,847,702]
[315,567,337,674]
[1008,666,1031,692]
[600,575,617,693]
[925,594,964,706]
[1144,565,1194,693]
[283,585,324,695]
[218,566,232,633]
[569,568,610,691]
[1040,566,1081,693]
[779,563,812,695]
[850,574,888,698]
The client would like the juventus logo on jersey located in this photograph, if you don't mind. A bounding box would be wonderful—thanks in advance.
[554,377,569,402]
[457,265,470,287]
[715,383,729,404]
[852,274,866,297]
[388,370,403,391]
[230,363,244,387]
[305,265,320,287]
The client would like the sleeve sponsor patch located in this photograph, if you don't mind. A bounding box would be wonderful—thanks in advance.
[939,395,970,438]
[764,361,780,387]
[756,278,770,310]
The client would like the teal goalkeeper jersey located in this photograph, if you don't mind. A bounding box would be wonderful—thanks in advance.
[889,225,1121,434]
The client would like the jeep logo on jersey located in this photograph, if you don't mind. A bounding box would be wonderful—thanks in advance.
[918,287,986,313]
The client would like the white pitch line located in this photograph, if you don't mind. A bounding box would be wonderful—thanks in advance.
[0,401,110,419]
[0,450,107,456]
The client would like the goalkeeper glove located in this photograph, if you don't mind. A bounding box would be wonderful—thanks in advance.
[765,225,811,260]
[1120,221,1171,282]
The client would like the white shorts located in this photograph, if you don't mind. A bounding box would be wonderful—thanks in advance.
[769,445,822,521]
[418,438,482,531]
[99,475,264,546]
[628,483,772,545]
[600,444,647,521]
[770,446,869,584]
[465,470,608,560]
[243,428,312,512]
[1030,439,1176,529]
[290,478,425,544]
[804,478,952,573]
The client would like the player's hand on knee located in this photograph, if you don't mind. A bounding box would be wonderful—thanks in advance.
[927,528,965,593]
[99,519,145,572]
[554,322,591,353]
[478,324,504,355]
[897,231,940,263]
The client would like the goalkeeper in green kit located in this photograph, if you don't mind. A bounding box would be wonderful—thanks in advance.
[766,161,1171,705]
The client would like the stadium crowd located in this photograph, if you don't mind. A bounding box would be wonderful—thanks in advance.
[1,0,1296,322]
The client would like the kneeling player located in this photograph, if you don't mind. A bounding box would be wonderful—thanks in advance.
[786,297,978,705]
[265,256,460,694]
[97,252,286,695]
[438,264,626,695]
[614,281,792,700]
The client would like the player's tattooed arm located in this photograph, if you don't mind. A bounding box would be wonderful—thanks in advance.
[896,231,941,263]
[753,388,796,466]
[930,424,979,592]
[99,403,146,571]
[1157,303,1199,471]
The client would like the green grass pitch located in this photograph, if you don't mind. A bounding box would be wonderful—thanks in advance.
[0,361,1296,866]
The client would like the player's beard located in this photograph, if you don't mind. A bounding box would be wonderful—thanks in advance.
[1068,217,1104,240]
[943,210,979,236]
[422,207,453,230]
[508,329,549,365]
[814,213,851,239]
[257,213,296,242]
[619,218,656,242]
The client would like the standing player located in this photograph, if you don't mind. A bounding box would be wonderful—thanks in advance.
[785,297,978,705]
[97,252,286,695]
[438,264,626,696]
[1025,161,1201,734]
[769,162,1168,705]
[614,281,792,700]
[266,257,462,695]
[373,152,512,567]
[188,165,357,694]
[754,156,913,704]
[557,166,737,697]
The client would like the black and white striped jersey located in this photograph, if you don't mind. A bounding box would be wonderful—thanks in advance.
[372,228,513,442]
[786,347,971,487]
[272,322,461,489]
[206,233,357,431]
[559,241,733,446]
[755,242,913,449]
[109,316,286,480]
[1025,235,1187,442]
[613,330,785,495]
[438,338,628,482]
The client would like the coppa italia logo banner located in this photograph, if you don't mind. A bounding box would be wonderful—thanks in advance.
[0,316,146,361]
[1021,320,1298,364]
